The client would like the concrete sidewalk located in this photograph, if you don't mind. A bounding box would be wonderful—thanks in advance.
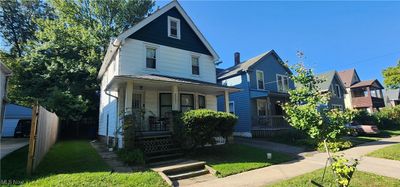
[0,138,29,159]
[235,137,307,156]
[187,136,400,187]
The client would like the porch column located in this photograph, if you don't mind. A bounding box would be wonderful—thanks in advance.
[366,87,371,97]
[379,89,383,98]
[172,85,179,111]
[125,81,133,114]
[224,90,230,112]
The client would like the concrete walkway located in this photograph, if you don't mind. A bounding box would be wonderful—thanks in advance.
[90,141,133,172]
[0,138,29,159]
[235,137,307,156]
[187,136,400,187]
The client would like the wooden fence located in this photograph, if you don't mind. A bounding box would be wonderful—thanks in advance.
[27,103,59,175]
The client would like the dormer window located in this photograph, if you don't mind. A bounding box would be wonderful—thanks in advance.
[168,16,180,39]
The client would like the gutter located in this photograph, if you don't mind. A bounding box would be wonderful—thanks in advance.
[104,90,119,148]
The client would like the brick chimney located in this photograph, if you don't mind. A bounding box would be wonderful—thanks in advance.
[234,52,240,65]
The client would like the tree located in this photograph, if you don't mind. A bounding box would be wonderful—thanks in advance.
[282,60,353,143]
[382,60,400,89]
[0,0,53,57]
[3,0,154,121]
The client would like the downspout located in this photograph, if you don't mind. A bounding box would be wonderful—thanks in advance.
[104,90,118,149]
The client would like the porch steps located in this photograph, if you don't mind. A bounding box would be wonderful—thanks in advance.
[151,160,212,184]
[135,133,184,163]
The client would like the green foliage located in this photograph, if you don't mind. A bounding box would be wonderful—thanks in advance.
[122,113,136,150]
[317,140,353,152]
[382,60,400,89]
[181,109,238,149]
[283,63,354,143]
[331,154,359,187]
[116,149,145,165]
[353,110,379,125]
[374,106,400,129]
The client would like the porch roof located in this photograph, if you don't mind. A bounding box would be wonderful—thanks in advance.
[106,74,240,95]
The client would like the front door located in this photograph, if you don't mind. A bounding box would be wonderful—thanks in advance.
[132,93,143,129]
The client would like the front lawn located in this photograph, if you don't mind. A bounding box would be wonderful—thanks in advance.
[269,168,400,187]
[1,140,168,187]
[367,143,400,161]
[189,144,294,177]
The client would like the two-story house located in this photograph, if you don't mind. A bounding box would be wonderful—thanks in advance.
[314,70,346,110]
[384,89,400,107]
[338,69,385,113]
[217,50,295,138]
[97,1,237,148]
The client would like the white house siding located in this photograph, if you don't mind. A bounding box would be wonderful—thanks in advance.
[98,54,119,137]
[206,95,217,110]
[119,39,216,84]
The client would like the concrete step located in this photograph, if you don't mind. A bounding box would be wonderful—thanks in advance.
[163,161,207,174]
[168,169,209,180]
[146,152,184,163]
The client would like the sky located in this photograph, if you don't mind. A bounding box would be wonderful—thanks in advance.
[157,0,400,83]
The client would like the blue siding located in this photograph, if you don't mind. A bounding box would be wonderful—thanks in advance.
[248,54,295,91]
[129,7,212,56]
[217,74,252,133]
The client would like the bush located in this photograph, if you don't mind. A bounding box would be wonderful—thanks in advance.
[116,149,145,165]
[181,109,237,149]
[353,110,378,125]
[317,140,353,152]
[375,106,400,129]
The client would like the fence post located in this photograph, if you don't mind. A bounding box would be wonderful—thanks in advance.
[26,102,39,176]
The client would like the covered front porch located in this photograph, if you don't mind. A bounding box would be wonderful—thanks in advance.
[106,75,238,136]
[251,91,291,130]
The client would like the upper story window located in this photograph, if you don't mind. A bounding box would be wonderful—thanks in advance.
[334,84,342,98]
[277,74,289,92]
[256,70,265,90]
[192,56,199,75]
[168,16,181,39]
[146,47,156,69]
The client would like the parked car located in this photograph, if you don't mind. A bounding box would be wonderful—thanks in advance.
[14,120,31,138]
[346,121,380,136]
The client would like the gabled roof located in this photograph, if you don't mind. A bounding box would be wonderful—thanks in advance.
[217,50,291,80]
[350,79,384,89]
[338,68,360,88]
[98,1,219,79]
[315,70,346,92]
[0,62,12,75]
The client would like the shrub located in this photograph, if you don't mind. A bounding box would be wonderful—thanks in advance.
[331,154,359,187]
[181,109,237,149]
[116,149,145,165]
[317,140,353,152]
[374,106,400,129]
[353,110,378,125]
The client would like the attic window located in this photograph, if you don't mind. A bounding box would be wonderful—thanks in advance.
[168,16,180,39]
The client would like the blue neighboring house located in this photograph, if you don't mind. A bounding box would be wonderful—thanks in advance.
[217,50,295,138]
[1,104,32,137]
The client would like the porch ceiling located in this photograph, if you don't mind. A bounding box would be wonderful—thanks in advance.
[106,75,240,95]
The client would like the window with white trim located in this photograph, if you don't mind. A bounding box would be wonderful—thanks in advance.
[277,74,289,92]
[146,47,156,69]
[168,16,181,39]
[331,104,343,111]
[256,70,265,90]
[198,95,206,109]
[192,56,199,75]
[334,84,342,98]
[229,101,235,114]
[257,99,267,116]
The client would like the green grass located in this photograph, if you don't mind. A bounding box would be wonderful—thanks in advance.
[0,140,168,187]
[269,168,400,187]
[367,143,400,161]
[189,144,294,177]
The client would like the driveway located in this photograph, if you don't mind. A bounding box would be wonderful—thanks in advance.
[1,138,29,159]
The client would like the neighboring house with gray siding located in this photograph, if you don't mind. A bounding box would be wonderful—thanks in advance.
[0,62,12,128]
[315,70,346,110]
[384,89,400,107]
[217,50,294,138]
